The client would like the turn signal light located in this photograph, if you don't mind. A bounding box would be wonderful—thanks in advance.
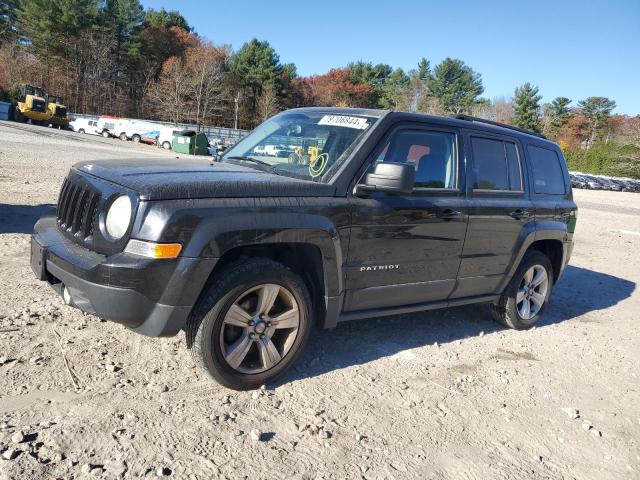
[125,239,182,259]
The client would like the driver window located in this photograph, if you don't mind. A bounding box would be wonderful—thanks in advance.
[372,130,457,189]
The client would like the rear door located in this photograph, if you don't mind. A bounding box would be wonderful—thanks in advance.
[452,131,534,299]
[345,123,468,312]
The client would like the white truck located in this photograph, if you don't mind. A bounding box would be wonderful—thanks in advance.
[70,118,100,135]
[156,126,181,149]
[253,144,289,156]
[95,116,121,137]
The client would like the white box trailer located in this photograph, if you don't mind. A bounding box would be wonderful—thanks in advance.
[111,119,162,144]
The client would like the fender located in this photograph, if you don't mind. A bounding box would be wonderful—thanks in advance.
[495,220,567,293]
[133,197,348,297]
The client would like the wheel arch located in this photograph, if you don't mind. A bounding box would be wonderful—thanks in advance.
[498,225,565,292]
[197,240,335,329]
[527,238,564,283]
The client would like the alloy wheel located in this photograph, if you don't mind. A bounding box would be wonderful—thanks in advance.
[516,265,549,320]
[219,284,300,374]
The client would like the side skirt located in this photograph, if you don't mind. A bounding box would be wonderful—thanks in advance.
[328,294,500,325]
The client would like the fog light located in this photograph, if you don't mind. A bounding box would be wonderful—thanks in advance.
[125,239,182,259]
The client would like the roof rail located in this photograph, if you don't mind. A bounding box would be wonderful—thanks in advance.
[453,114,547,139]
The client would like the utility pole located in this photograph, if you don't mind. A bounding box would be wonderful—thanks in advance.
[234,91,240,130]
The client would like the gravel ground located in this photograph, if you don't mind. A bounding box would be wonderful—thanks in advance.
[0,121,639,480]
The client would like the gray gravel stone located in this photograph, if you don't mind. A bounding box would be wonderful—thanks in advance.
[2,448,18,460]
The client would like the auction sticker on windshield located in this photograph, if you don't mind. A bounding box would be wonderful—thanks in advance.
[318,115,369,130]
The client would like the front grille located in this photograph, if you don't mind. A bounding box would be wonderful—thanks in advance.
[54,106,67,117]
[56,177,101,245]
[31,99,45,112]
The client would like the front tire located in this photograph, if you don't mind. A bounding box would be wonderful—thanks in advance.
[186,258,312,390]
[491,250,553,330]
[102,130,110,138]
[162,141,171,150]
[14,107,25,123]
[132,134,141,143]
[119,133,127,141]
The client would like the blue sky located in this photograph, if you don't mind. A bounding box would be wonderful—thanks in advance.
[142,0,640,114]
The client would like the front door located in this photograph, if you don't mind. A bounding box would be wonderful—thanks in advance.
[344,125,468,312]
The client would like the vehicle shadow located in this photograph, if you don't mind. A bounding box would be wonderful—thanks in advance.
[0,203,55,234]
[276,265,635,385]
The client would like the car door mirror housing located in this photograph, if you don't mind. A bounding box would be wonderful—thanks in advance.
[356,162,415,195]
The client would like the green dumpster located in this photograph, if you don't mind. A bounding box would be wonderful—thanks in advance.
[172,130,210,155]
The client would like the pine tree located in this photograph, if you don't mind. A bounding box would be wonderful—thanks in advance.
[578,97,616,147]
[548,97,572,131]
[229,39,283,127]
[513,83,542,133]
[0,0,20,44]
[17,0,100,57]
[427,58,483,114]
[379,68,409,110]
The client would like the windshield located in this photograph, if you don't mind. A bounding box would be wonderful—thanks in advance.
[221,111,377,181]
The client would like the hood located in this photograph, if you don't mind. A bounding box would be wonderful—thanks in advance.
[73,158,336,200]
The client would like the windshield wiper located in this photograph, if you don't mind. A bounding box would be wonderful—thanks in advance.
[225,156,273,168]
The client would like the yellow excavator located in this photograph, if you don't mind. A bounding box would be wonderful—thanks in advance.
[13,84,50,124]
[46,94,69,128]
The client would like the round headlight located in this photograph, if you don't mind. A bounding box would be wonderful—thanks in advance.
[105,195,132,239]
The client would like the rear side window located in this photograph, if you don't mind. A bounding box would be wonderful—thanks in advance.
[471,137,522,191]
[528,146,566,194]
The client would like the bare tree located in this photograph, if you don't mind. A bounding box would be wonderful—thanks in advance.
[149,56,191,123]
[186,42,229,126]
[256,83,279,122]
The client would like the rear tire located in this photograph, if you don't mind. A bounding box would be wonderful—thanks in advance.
[102,130,110,138]
[186,258,312,390]
[119,133,127,141]
[491,250,553,330]
[162,141,171,150]
[132,134,141,143]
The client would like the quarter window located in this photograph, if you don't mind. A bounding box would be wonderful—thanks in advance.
[471,137,522,191]
[373,130,457,189]
[528,145,566,194]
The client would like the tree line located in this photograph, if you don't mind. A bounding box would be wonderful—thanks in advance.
[0,0,638,177]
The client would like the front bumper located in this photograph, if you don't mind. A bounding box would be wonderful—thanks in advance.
[31,213,217,337]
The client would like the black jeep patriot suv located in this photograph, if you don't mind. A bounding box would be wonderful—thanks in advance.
[31,108,577,390]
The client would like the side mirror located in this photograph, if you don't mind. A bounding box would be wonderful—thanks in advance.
[355,162,415,196]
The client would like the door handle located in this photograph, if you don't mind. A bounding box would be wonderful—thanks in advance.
[438,209,463,220]
[510,209,532,220]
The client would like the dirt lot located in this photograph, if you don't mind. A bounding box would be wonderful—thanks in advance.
[0,121,639,480]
